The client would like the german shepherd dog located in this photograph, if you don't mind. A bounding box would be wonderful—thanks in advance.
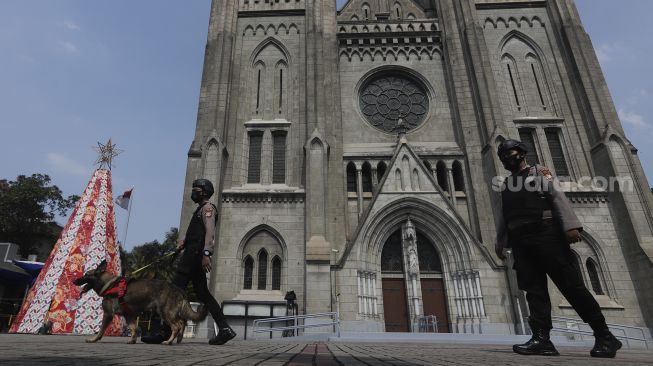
[73,260,207,344]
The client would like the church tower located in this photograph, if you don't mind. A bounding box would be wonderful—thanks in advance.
[182,0,653,337]
[179,0,346,332]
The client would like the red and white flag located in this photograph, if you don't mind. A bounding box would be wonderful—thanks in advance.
[115,188,133,210]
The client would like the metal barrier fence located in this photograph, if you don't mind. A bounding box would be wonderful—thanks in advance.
[418,315,439,333]
[551,316,649,349]
[252,312,340,340]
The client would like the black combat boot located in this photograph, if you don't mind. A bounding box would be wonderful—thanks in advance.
[513,327,560,356]
[141,325,172,344]
[209,327,237,345]
[590,331,622,358]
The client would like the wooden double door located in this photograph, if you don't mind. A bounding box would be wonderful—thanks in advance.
[420,278,450,333]
[382,277,449,333]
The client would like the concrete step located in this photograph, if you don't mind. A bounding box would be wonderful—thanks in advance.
[324,331,593,347]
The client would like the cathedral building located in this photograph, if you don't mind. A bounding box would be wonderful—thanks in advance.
[180,0,653,337]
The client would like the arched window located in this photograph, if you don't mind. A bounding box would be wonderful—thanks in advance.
[347,162,357,193]
[362,162,373,192]
[243,256,254,289]
[436,161,448,191]
[251,40,288,119]
[412,169,420,191]
[241,229,284,292]
[417,233,442,273]
[393,3,402,19]
[377,161,387,183]
[501,55,522,111]
[500,34,554,116]
[271,256,282,290]
[257,249,268,290]
[275,62,287,115]
[452,161,465,192]
[586,258,604,295]
[526,54,548,110]
[254,63,265,115]
[381,231,404,273]
[362,3,371,20]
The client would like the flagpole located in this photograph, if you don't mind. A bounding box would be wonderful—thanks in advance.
[121,189,133,249]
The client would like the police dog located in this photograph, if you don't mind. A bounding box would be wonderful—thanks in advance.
[73,260,207,345]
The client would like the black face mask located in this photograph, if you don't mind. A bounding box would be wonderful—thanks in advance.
[191,191,203,203]
[501,154,524,171]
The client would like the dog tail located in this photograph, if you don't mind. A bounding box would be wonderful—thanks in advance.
[181,301,208,322]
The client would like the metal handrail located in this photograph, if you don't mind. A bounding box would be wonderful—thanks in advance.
[252,312,340,340]
[551,316,649,349]
[418,315,439,333]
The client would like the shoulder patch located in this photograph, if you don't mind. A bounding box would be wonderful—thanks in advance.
[204,205,214,218]
[539,166,554,181]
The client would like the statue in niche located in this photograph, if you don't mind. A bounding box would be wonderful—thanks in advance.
[403,218,419,276]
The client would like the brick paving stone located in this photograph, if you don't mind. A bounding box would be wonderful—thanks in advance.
[0,334,650,366]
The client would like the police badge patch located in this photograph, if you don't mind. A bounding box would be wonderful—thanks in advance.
[204,206,214,217]
[539,166,554,181]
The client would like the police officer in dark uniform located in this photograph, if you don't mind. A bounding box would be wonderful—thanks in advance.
[495,139,621,358]
[142,178,236,345]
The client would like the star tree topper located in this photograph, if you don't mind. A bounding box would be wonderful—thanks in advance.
[94,138,123,170]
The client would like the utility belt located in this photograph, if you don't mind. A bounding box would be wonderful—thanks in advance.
[506,210,553,231]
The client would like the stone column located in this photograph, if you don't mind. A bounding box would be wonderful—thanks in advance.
[355,162,364,217]
[446,164,456,206]
[402,219,422,332]
[305,134,331,316]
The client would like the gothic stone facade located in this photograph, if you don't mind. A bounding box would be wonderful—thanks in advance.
[180,0,653,337]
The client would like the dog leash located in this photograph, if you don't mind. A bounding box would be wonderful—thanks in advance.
[128,248,181,277]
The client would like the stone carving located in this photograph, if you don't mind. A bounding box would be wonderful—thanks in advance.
[403,218,419,276]
[359,74,429,133]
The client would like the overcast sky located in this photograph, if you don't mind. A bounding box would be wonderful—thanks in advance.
[0,0,650,251]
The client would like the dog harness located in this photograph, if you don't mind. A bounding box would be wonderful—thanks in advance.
[102,277,134,315]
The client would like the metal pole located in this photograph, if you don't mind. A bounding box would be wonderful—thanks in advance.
[294,307,298,337]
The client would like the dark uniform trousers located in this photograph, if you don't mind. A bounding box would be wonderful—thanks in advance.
[511,220,606,332]
[172,261,228,329]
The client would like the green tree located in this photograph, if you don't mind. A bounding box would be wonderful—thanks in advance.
[0,174,79,256]
[122,227,197,301]
[125,227,178,282]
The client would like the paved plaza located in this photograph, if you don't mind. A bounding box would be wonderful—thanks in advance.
[0,334,650,365]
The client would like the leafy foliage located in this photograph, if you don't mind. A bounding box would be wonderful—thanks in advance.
[124,227,178,281]
[121,227,197,301]
[0,174,79,256]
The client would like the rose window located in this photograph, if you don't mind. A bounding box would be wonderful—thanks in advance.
[359,74,429,132]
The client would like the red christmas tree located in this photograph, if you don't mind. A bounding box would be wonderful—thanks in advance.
[11,141,124,335]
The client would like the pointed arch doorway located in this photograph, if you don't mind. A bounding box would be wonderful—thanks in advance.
[381,231,409,332]
[380,223,450,333]
[417,233,450,333]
